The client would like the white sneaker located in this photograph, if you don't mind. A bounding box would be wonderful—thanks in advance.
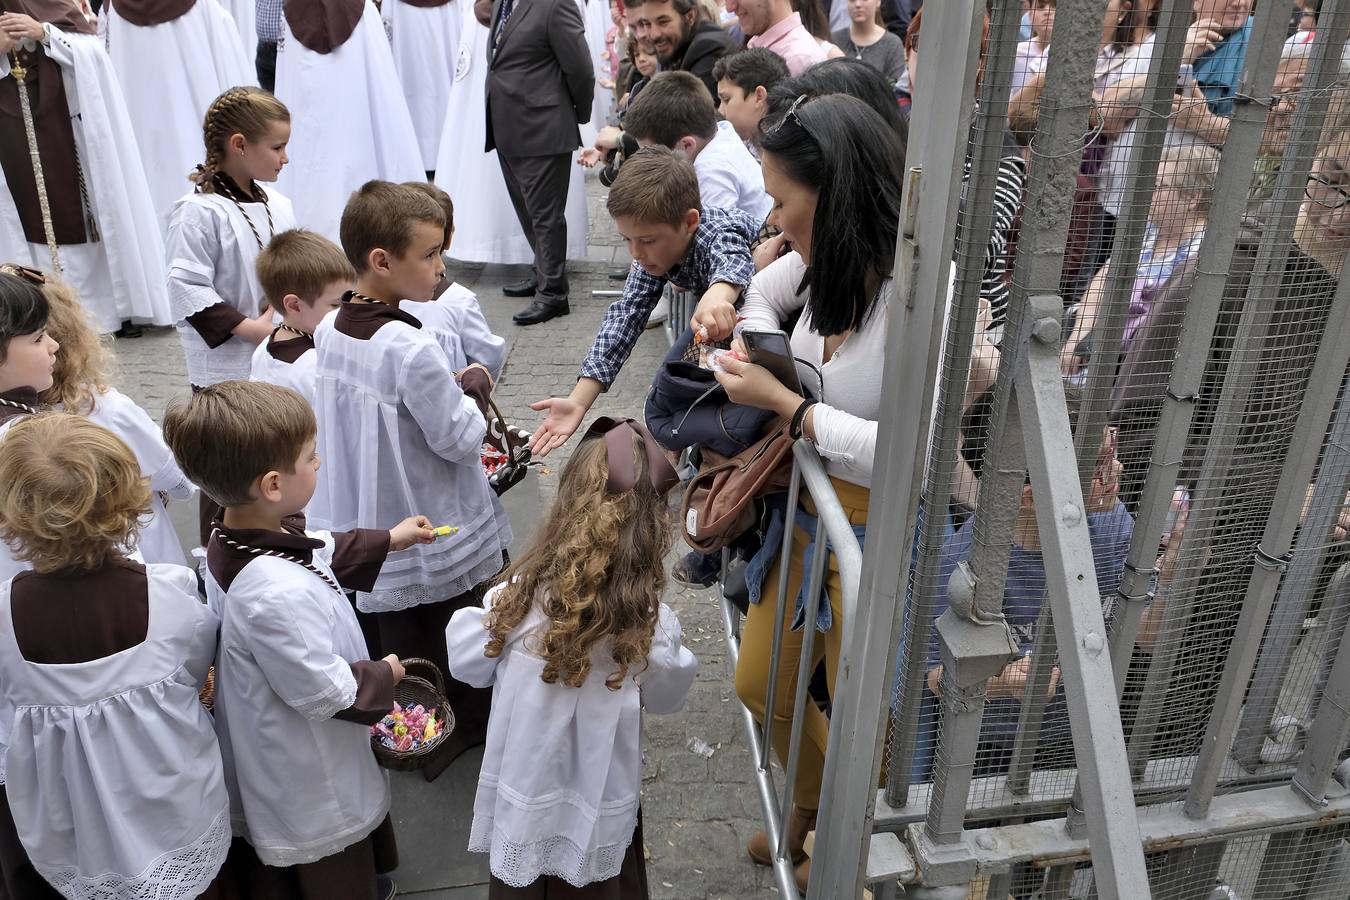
[646,294,670,329]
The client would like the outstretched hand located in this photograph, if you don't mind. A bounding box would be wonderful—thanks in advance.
[528,396,585,457]
[389,516,435,550]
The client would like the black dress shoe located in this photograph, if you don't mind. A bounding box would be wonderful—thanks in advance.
[114,320,143,338]
[502,278,537,297]
[512,299,569,326]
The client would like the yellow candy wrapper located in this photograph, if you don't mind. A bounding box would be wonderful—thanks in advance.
[432,525,459,538]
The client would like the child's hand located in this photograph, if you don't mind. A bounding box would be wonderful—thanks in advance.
[691,293,738,342]
[389,516,435,550]
[234,312,275,345]
[383,654,406,683]
[578,147,604,168]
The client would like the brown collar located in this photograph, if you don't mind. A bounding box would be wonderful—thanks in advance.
[0,386,42,425]
[283,0,364,53]
[206,518,320,591]
[266,329,316,363]
[107,0,197,27]
[334,293,424,340]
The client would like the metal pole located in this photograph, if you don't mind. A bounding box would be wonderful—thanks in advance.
[886,0,1023,808]
[1234,372,1350,769]
[1017,295,1150,898]
[1010,0,1194,798]
[884,0,995,809]
[1293,574,1350,806]
[1121,0,1294,777]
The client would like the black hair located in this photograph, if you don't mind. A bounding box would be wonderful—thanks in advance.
[0,272,50,364]
[960,383,1082,480]
[711,48,791,98]
[757,94,904,337]
[763,58,906,139]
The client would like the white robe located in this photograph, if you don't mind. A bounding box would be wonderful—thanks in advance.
[582,0,612,130]
[432,3,588,264]
[221,0,255,50]
[0,564,229,900]
[206,533,390,864]
[78,387,195,568]
[446,588,697,888]
[100,0,256,233]
[310,309,512,612]
[250,335,318,411]
[166,186,296,387]
[382,0,459,171]
[0,25,171,331]
[274,1,425,242]
[400,282,506,378]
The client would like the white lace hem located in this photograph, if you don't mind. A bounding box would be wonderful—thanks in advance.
[356,550,505,613]
[38,804,230,900]
[473,817,634,889]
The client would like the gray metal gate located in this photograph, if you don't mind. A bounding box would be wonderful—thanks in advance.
[722,0,1350,896]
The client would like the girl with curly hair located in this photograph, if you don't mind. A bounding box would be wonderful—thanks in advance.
[39,276,197,567]
[0,413,230,900]
[446,417,698,899]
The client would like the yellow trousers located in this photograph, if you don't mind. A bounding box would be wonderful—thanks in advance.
[733,477,870,812]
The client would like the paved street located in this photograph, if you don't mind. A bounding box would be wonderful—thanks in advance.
[109,175,782,899]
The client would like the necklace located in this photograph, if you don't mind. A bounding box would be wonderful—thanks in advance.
[279,323,313,340]
[215,174,275,251]
[348,290,388,306]
[213,529,342,595]
[0,395,38,416]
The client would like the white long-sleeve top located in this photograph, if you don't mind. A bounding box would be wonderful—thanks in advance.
[738,251,888,487]
[166,188,295,387]
[446,585,697,888]
[401,283,507,379]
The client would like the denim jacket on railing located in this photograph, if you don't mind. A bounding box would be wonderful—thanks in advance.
[744,494,867,634]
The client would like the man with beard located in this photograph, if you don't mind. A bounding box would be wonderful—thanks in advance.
[626,0,739,101]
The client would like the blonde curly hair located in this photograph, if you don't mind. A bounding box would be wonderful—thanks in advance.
[38,278,111,414]
[0,414,150,573]
[484,431,675,690]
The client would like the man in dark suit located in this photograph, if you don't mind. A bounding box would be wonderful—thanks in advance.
[485,0,593,325]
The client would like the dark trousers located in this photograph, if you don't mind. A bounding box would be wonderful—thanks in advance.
[497,152,572,305]
[218,815,398,900]
[0,786,61,899]
[256,40,278,93]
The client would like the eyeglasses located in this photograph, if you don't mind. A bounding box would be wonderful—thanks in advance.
[1306,174,1350,210]
[765,93,812,139]
[0,264,48,285]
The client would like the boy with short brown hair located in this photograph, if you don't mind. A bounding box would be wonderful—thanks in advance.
[530,147,758,456]
[162,380,435,897]
[251,229,356,410]
[312,180,512,776]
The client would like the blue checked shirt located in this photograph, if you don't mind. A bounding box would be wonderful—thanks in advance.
[580,206,759,387]
[256,0,283,42]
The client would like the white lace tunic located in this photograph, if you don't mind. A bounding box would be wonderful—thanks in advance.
[0,564,230,900]
[446,586,698,888]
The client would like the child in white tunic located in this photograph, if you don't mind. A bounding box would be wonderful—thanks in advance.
[400,183,507,379]
[446,418,697,898]
[0,414,229,900]
[39,277,196,567]
[0,269,60,898]
[250,228,355,413]
[162,380,437,900]
[312,182,513,780]
[167,86,297,391]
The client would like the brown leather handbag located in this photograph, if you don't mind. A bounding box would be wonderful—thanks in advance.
[680,419,794,553]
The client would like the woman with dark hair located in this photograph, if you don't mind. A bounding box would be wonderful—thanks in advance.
[711,93,902,892]
[763,56,906,138]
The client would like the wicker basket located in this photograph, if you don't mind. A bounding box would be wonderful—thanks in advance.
[370,658,455,771]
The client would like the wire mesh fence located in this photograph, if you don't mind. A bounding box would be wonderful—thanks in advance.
[866,0,1350,896]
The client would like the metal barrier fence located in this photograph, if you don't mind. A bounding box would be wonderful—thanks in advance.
[714,0,1350,896]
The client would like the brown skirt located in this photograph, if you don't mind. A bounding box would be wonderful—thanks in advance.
[0,785,62,899]
[488,813,648,900]
[215,814,398,900]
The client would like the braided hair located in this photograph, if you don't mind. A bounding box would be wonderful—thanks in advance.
[190,86,291,194]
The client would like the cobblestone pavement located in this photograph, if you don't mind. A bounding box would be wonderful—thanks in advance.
[109,175,782,899]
